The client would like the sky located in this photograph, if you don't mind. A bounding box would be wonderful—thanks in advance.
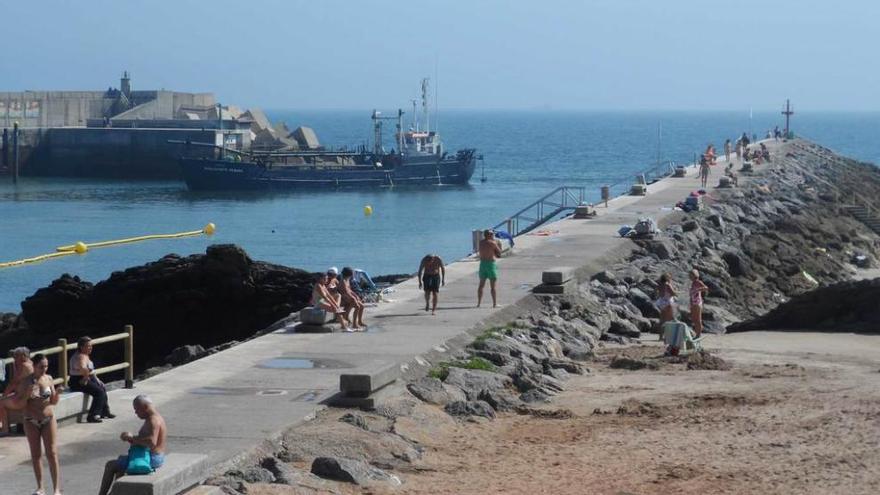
[1,0,877,111]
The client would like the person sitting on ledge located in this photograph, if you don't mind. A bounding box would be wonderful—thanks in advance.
[325,266,342,306]
[760,142,771,161]
[69,337,115,423]
[0,346,34,435]
[339,267,366,330]
[98,395,167,495]
[312,272,351,331]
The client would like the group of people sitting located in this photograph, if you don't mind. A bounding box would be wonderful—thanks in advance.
[1,338,165,495]
[311,266,367,331]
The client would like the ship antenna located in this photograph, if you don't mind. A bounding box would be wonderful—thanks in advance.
[434,56,439,135]
[411,99,418,131]
[422,77,430,134]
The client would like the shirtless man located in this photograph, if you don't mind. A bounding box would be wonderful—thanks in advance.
[98,395,167,495]
[477,230,502,308]
[0,346,33,435]
[418,254,446,314]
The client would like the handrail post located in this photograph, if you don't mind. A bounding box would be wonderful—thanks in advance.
[57,338,68,388]
[124,325,134,389]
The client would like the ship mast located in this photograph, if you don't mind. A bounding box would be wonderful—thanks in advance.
[421,77,430,134]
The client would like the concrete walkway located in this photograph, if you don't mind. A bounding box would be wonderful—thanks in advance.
[0,142,779,493]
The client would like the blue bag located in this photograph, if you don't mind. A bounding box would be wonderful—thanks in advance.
[126,445,154,475]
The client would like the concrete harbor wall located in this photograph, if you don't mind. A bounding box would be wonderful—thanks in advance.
[0,127,245,179]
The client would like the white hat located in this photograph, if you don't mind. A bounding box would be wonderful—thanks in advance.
[327,266,339,275]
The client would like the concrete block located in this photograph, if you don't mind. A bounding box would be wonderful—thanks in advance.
[339,364,399,398]
[182,486,224,495]
[573,205,595,218]
[673,167,686,177]
[8,391,88,425]
[718,176,733,188]
[533,279,576,295]
[326,394,376,410]
[112,453,209,495]
[300,307,335,325]
[630,184,647,196]
[542,266,575,285]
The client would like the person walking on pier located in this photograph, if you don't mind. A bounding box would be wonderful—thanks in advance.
[418,254,446,314]
[98,395,167,495]
[689,269,709,337]
[69,337,115,423]
[699,154,711,188]
[17,353,63,495]
[477,230,502,308]
[0,346,33,435]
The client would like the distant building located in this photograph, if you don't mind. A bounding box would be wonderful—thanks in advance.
[0,72,215,128]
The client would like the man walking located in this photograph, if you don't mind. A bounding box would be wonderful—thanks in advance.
[477,230,502,308]
[418,254,445,314]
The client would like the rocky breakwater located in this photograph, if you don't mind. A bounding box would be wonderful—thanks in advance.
[0,244,314,373]
[204,140,880,492]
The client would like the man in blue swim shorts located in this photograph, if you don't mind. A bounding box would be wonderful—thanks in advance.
[477,230,502,308]
[99,395,167,495]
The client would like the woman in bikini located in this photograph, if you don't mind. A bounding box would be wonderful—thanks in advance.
[312,272,350,330]
[689,269,709,336]
[655,272,677,329]
[16,353,62,495]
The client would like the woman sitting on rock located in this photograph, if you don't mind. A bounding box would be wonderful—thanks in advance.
[312,272,350,331]
[17,353,63,495]
[655,273,677,329]
[339,267,366,331]
[69,337,115,423]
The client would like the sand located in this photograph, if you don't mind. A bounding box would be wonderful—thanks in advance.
[245,331,880,495]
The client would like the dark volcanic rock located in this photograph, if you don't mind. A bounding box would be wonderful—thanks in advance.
[310,456,399,485]
[165,345,207,366]
[729,279,880,333]
[406,377,466,405]
[14,244,314,372]
[444,400,496,419]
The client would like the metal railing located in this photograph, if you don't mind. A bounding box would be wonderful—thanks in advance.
[490,159,679,239]
[4,325,135,389]
[492,186,585,237]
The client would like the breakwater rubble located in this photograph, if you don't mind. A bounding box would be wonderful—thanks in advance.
[206,139,880,493]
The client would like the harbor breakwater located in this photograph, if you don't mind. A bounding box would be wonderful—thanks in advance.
[200,139,880,491]
[1,139,879,376]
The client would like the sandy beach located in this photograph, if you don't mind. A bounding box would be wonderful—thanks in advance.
[243,331,879,495]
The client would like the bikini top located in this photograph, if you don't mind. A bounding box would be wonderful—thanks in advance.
[30,377,52,400]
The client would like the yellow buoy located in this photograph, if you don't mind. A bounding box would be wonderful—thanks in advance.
[363,205,373,216]
[74,241,88,254]
[203,223,216,235]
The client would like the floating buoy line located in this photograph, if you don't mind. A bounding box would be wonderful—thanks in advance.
[0,223,216,269]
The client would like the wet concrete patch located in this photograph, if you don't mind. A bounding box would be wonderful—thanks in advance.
[190,386,325,400]
[257,357,354,370]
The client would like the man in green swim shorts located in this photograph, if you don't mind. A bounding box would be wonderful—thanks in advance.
[477,229,502,308]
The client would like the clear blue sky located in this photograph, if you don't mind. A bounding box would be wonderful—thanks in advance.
[1,0,876,111]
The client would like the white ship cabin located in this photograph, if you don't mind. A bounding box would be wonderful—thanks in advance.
[401,130,443,157]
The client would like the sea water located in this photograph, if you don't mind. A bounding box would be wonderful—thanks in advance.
[1,111,878,312]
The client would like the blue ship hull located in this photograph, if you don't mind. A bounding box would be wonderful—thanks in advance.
[180,150,477,191]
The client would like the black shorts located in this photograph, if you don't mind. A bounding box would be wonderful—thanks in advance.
[422,274,441,292]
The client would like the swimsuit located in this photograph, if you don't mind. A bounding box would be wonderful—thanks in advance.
[690,283,704,307]
[117,452,165,471]
[478,260,498,280]
[422,273,441,292]
[655,296,675,310]
[24,415,53,430]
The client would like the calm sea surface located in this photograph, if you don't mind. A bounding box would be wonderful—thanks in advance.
[1,111,878,312]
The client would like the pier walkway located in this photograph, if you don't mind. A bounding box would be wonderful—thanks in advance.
[0,143,778,493]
